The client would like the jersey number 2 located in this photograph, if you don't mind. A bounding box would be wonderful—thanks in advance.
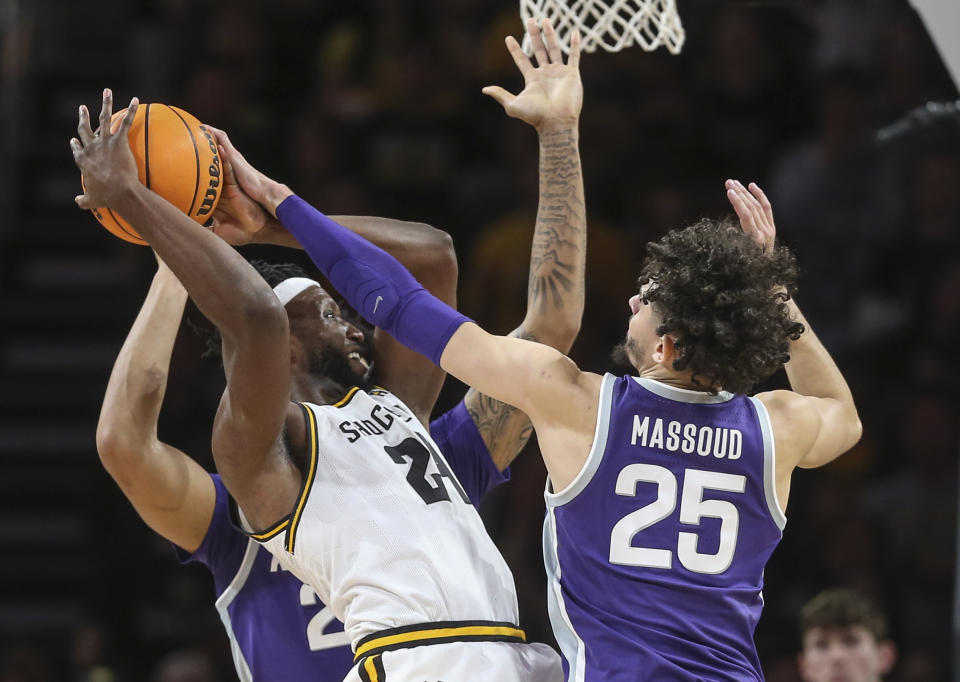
[385,435,470,505]
[609,463,746,575]
[299,585,350,651]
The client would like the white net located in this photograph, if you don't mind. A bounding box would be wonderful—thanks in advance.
[520,0,685,55]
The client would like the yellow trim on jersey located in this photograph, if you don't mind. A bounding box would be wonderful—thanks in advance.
[286,403,319,554]
[333,386,360,407]
[249,518,289,541]
[354,623,527,661]
[362,655,380,682]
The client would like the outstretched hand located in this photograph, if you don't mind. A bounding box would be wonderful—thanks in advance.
[483,18,582,131]
[726,179,776,251]
[70,89,140,210]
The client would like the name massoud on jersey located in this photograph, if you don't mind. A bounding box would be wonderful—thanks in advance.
[632,415,743,460]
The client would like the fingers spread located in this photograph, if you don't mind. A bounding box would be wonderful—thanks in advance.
[542,18,563,63]
[77,106,93,145]
[527,17,549,67]
[117,98,139,138]
[99,88,113,139]
[569,30,582,68]
[505,35,533,77]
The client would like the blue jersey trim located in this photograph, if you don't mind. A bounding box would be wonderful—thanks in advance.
[545,373,616,507]
[632,376,735,404]
[748,397,787,530]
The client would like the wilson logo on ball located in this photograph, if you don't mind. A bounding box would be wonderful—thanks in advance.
[197,125,221,218]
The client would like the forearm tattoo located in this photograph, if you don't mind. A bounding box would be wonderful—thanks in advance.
[529,128,586,315]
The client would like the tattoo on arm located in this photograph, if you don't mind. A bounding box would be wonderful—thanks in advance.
[529,128,586,318]
[464,327,540,472]
[464,131,584,471]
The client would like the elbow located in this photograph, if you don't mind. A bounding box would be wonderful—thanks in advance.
[425,226,457,275]
[415,227,459,303]
[553,318,582,353]
[95,422,141,475]
[418,223,455,255]
[234,290,289,337]
[522,315,582,354]
[847,413,864,450]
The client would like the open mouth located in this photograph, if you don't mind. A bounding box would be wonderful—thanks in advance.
[347,351,370,370]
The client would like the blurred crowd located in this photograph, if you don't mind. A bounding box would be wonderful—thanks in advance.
[1,0,958,680]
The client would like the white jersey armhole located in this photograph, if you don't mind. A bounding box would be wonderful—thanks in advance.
[748,396,787,531]
[545,373,616,507]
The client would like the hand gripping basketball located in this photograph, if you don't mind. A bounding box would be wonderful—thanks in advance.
[71,89,140,210]
[72,88,225,245]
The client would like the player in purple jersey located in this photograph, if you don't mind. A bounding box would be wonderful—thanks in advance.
[92,25,586,678]
[213,41,861,676]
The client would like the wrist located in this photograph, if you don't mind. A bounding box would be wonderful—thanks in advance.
[256,216,290,245]
[109,179,147,213]
[262,182,294,218]
[537,118,579,135]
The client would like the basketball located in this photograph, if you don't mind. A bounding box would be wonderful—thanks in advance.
[82,103,223,245]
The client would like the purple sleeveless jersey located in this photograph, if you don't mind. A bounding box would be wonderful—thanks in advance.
[176,399,507,682]
[544,375,785,681]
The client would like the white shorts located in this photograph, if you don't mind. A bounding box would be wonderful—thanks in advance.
[344,641,563,682]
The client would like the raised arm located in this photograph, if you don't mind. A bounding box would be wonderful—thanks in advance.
[72,91,301,531]
[207,151,457,423]
[725,180,862,474]
[207,23,601,488]
[465,19,586,470]
[95,261,215,553]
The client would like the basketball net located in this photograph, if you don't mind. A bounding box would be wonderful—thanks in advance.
[520,0,685,55]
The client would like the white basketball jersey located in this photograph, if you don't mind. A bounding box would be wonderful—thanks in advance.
[254,387,520,647]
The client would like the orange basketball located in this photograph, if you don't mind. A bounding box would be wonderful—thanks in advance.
[82,104,223,245]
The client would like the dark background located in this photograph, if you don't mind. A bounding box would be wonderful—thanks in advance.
[0,0,958,680]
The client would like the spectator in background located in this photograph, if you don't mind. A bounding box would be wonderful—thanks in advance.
[798,588,896,682]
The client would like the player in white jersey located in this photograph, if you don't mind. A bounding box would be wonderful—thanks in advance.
[74,20,581,680]
[250,387,524,654]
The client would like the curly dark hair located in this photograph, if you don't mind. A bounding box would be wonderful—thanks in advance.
[639,218,803,394]
[187,260,311,360]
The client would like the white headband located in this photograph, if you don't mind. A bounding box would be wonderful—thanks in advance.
[273,277,321,306]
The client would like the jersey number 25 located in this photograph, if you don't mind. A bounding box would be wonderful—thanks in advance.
[609,464,746,575]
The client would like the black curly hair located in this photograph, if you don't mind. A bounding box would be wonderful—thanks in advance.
[187,260,312,360]
[636,217,804,395]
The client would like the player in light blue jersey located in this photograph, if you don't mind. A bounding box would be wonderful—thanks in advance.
[213,52,862,678]
[91,23,585,678]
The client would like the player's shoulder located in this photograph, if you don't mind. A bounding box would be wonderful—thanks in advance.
[752,389,820,464]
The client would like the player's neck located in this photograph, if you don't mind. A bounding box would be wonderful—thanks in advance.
[289,371,358,406]
[635,365,718,393]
